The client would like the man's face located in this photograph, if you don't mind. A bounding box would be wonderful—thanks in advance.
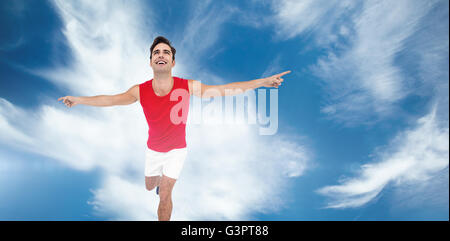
[150,43,175,73]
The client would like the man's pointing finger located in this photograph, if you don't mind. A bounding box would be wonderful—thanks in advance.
[276,70,291,77]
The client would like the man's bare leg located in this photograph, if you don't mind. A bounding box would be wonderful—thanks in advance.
[145,176,161,191]
[158,175,177,221]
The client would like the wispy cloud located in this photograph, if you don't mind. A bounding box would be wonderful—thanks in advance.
[271,0,442,124]
[0,0,312,220]
[174,0,238,85]
[35,0,154,95]
[0,36,26,52]
[271,0,358,43]
[179,0,234,54]
[0,0,28,51]
[390,167,448,213]
[260,55,282,78]
[313,0,438,124]
[317,106,449,209]
[270,0,449,210]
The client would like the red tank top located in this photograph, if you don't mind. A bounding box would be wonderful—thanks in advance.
[139,77,190,152]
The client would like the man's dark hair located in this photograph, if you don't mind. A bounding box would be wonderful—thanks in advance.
[150,36,176,61]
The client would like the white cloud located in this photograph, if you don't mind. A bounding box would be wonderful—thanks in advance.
[0,99,35,148]
[0,0,311,220]
[271,0,357,45]
[36,0,154,95]
[269,0,450,211]
[317,106,449,209]
[272,0,442,124]
[89,118,311,220]
[173,0,238,85]
[179,0,234,53]
[88,175,157,220]
[390,167,448,213]
[312,1,449,210]
[315,0,437,124]
[260,55,282,78]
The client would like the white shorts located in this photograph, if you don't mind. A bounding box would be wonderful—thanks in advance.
[144,147,188,179]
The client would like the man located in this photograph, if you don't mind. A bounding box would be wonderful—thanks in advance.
[58,36,290,221]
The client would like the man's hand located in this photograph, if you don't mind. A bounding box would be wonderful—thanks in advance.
[58,96,79,108]
[262,70,291,88]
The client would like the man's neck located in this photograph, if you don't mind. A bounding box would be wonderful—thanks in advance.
[153,72,173,88]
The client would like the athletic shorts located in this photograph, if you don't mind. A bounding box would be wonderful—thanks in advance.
[144,147,188,179]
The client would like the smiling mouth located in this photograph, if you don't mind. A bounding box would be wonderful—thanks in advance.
[156,60,167,65]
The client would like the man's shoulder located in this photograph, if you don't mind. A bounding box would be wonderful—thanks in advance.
[138,80,152,88]
[174,76,190,86]
[174,76,188,81]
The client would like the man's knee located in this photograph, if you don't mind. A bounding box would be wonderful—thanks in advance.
[158,188,172,201]
[145,176,160,191]
[146,183,156,191]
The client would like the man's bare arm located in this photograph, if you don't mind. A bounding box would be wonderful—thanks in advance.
[58,84,140,108]
[188,71,291,98]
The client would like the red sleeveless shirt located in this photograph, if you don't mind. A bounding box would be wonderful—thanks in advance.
[139,77,190,152]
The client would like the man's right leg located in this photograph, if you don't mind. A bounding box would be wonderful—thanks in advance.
[157,175,177,221]
[145,175,161,191]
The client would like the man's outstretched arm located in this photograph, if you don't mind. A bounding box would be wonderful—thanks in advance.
[58,84,139,108]
[188,71,291,98]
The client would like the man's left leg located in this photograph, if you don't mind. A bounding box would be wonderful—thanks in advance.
[157,175,177,221]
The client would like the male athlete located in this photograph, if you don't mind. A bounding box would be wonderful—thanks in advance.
[58,36,290,221]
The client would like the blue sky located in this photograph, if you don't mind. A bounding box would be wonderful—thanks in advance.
[0,0,448,220]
